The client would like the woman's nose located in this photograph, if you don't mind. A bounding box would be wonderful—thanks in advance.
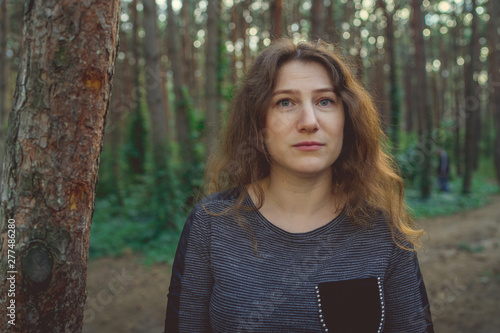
[297,103,319,133]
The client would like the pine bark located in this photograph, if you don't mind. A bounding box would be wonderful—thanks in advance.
[0,0,120,331]
[0,0,8,178]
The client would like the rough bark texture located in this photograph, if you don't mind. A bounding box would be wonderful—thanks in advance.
[0,0,120,332]
[205,0,220,155]
[0,0,8,178]
[411,0,433,198]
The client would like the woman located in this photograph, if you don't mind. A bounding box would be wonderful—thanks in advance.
[164,39,433,333]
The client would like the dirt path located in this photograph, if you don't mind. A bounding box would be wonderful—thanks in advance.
[82,196,500,333]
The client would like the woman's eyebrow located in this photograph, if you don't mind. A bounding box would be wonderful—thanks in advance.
[272,87,336,96]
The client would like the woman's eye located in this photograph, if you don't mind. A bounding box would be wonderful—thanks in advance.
[278,99,292,107]
[319,98,334,106]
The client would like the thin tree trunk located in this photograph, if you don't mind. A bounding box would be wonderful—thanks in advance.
[293,0,301,30]
[230,2,239,85]
[270,0,283,40]
[452,13,462,176]
[411,0,433,198]
[181,0,194,92]
[404,58,414,133]
[372,53,388,132]
[240,0,251,73]
[127,0,146,176]
[205,0,221,156]
[0,1,120,331]
[488,0,500,184]
[462,0,478,194]
[310,0,324,40]
[143,0,169,165]
[379,0,401,149]
[167,0,192,165]
[325,0,339,44]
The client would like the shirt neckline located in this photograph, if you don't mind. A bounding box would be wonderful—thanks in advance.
[243,192,347,241]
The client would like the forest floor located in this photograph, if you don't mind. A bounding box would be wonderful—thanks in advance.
[82,195,500,333]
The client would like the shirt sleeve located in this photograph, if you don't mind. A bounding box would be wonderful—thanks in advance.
[383,243,434,332]
[164,208,195,333]
[177,207,214,332]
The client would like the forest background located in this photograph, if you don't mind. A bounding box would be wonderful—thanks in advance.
[1,0,499,265]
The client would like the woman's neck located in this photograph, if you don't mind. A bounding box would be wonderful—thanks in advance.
[249,168,342,233]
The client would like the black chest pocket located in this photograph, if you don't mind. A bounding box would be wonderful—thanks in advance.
[315,277,384,333]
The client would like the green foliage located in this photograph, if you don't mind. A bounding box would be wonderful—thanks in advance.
[123,104,148,178]
[90,164,195,264]
[91,84,205,264]
[458,242,485,253]
[406,157,499,219]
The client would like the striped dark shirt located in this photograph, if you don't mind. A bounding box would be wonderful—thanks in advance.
[166,189,433,332]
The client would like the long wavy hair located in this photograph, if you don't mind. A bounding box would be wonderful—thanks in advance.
[204,38,423,249]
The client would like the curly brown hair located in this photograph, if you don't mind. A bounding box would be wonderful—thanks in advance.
[204,38,423,249]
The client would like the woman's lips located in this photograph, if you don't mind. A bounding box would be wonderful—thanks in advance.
[292,141,325,151]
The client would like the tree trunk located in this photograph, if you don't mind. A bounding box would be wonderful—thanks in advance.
[379,1,401,149]
[181,0,194,92]
[143,0,169,166]
[240,0,251,72]
[230,2,239,85]
[451,13,462,176]
[310,0,324,40]
[270,0,283,40]
[205,0,221,156]
[411,0,433,198]
[125,0,146,177]
[462,0,478,194]
[0,1,120,331]
[404,58,415,133]
[325,0,340,44]
[167,0,192,165]
[488,0,500,184]
[0,0,8,178]
[372,53,388,133]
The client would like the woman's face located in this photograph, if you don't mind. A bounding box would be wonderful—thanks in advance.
[264,60,345,179]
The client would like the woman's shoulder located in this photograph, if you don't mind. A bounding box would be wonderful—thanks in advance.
[190,187,245,216]
[199,187,243,205]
